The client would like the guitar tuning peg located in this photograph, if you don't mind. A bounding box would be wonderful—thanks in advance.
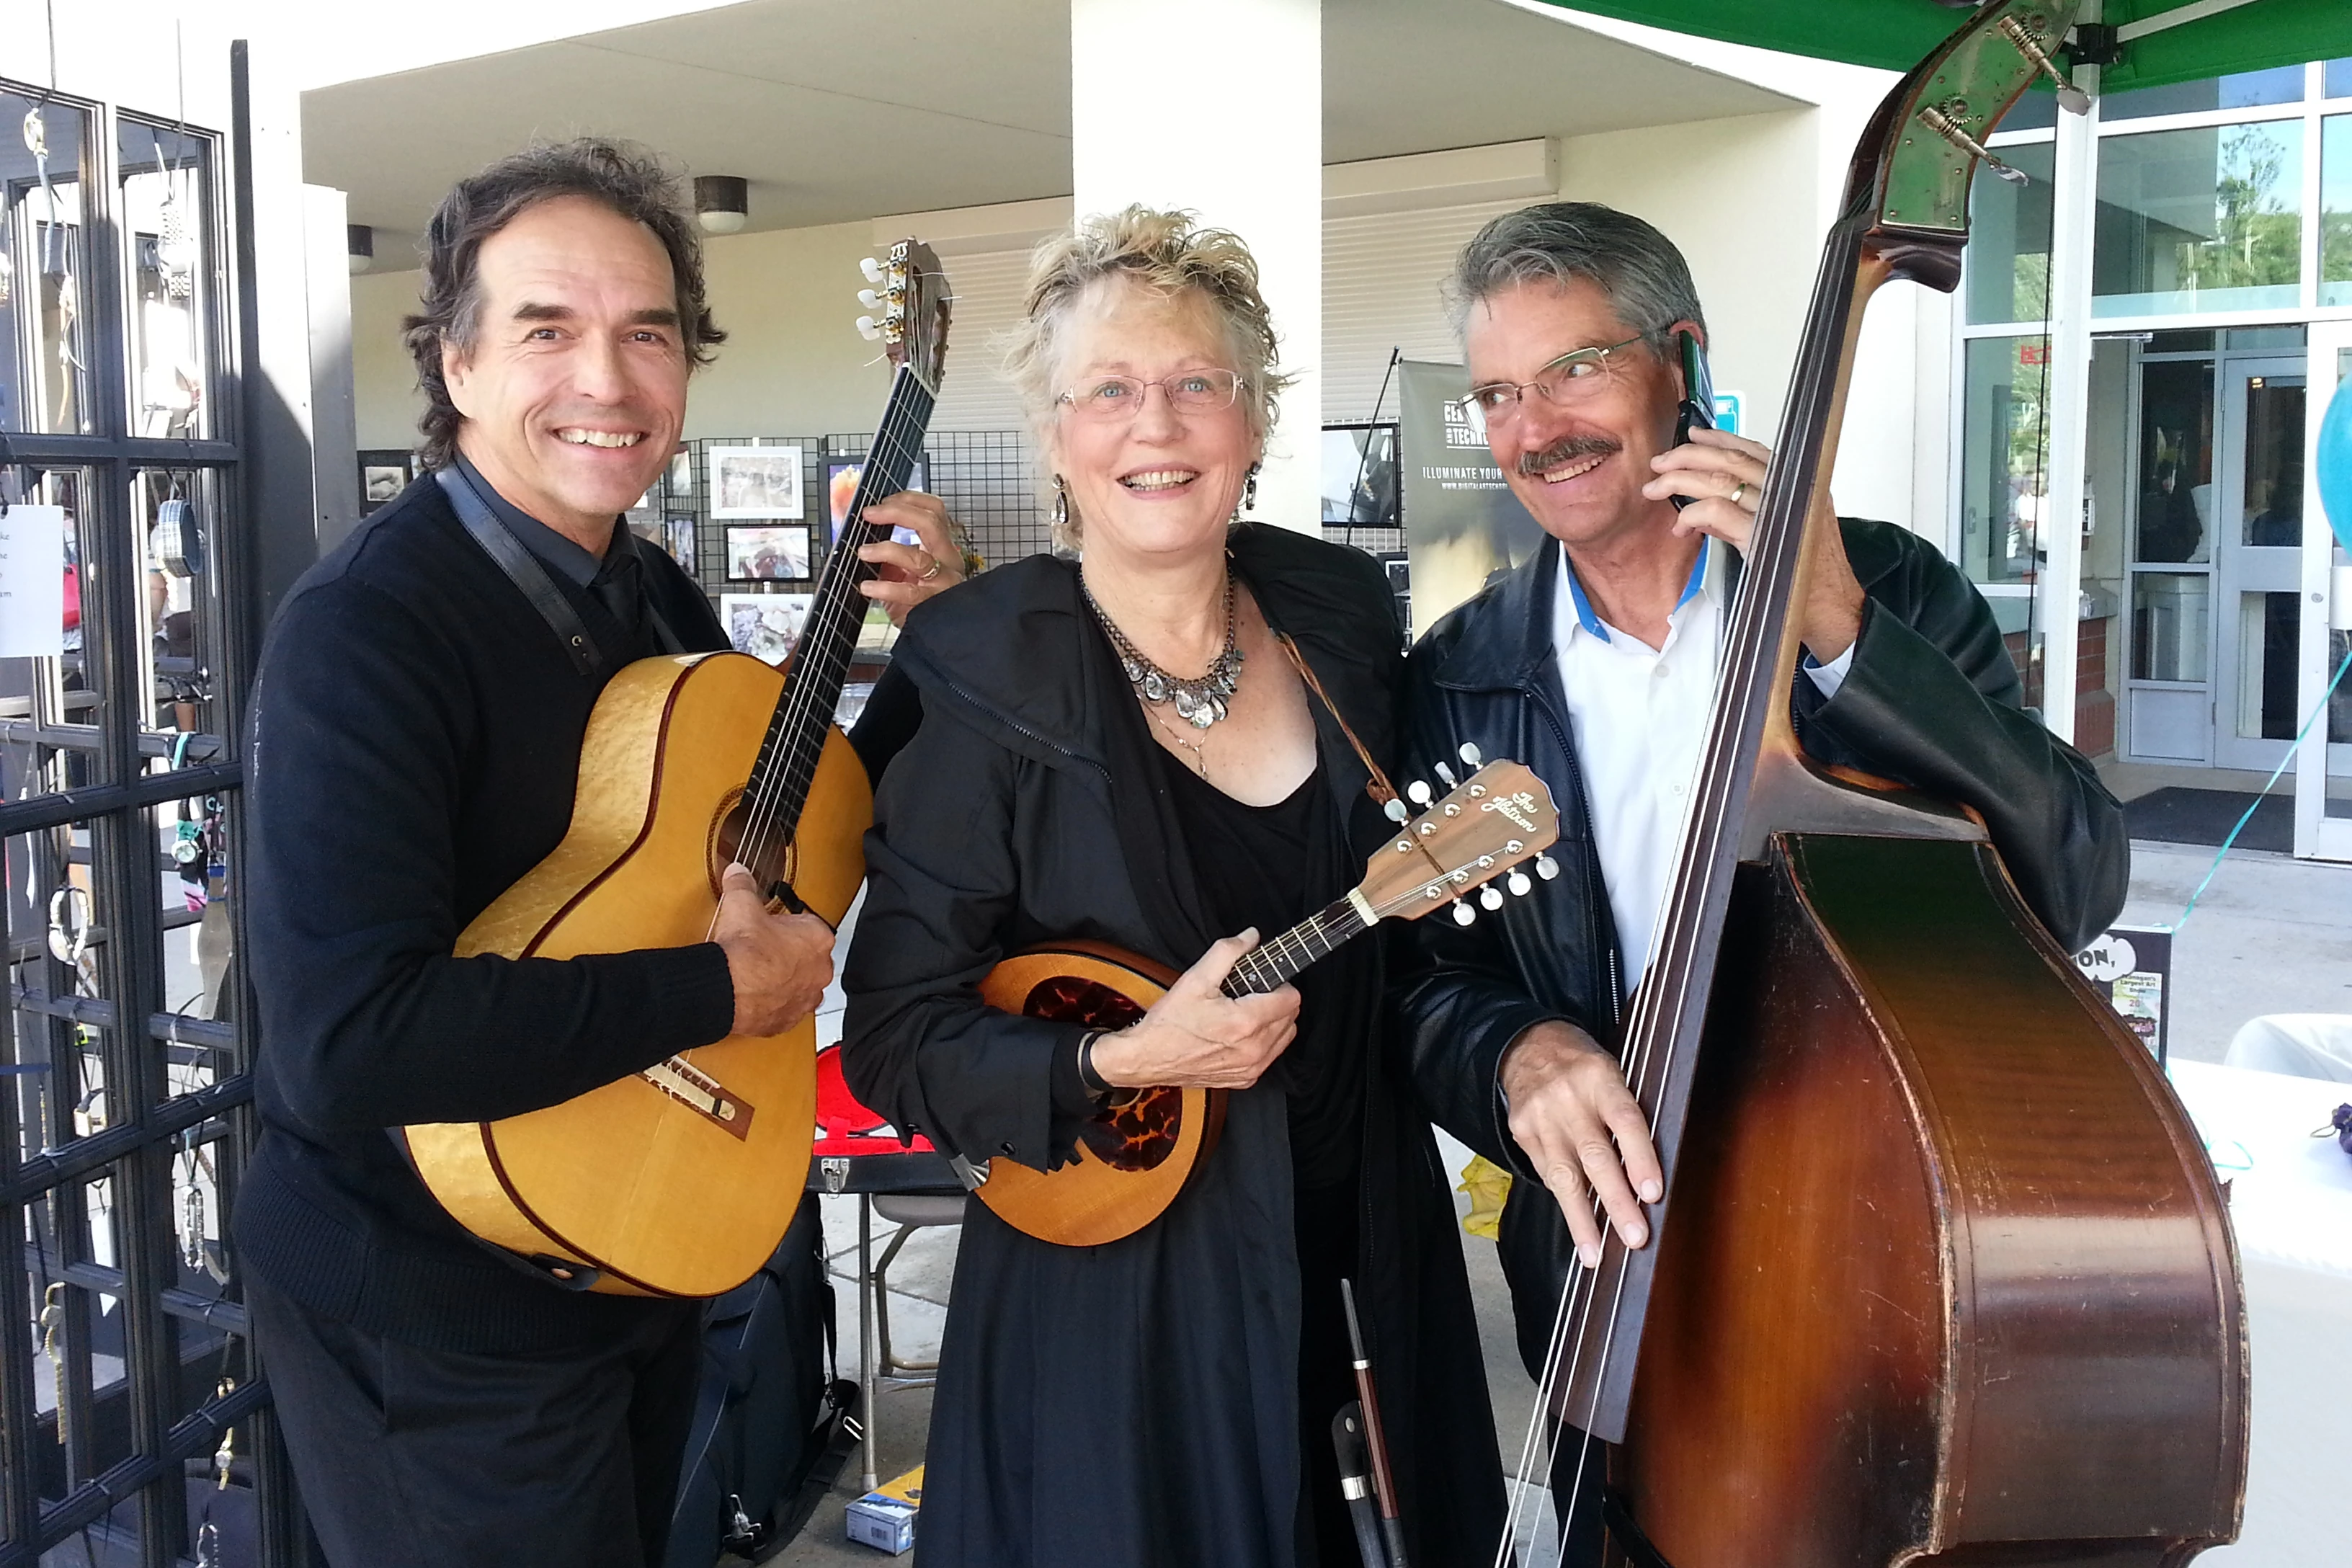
[855,316,882,340]
[1534,853,1559,881]
[1507,870,1531,896]
[1451,901,1477,927]
[1407,780,1433,807]
[1479,886,1503,911]
[859,257,884,282]
[1434,762,1459,788]
[858,288,882,309]
[1384,798,1410,823]
[1458,742,1482,768]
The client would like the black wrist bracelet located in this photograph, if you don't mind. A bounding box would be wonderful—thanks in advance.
[1077,1030,1112,1097]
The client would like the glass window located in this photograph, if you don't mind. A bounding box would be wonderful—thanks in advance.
[2103,65,2304,122]
[2326,58,2352,101]
[2132,573,2210,682]
[2325,116,2352,307]
[0,89,92,435]
[1966,141,2056,324]
[118,120,215,440]
[2094,122,2303,316]
[2135,357,2214,564]
[2240,376,2304,548]
[1959,336,2049,587]
[1996,86,2059,134]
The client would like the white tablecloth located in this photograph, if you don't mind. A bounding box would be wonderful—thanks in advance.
[2165,1061,2352,1567]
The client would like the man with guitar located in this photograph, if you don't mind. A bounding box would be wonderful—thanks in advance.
[236,141,963,1567]
[1391,202,2128,1562]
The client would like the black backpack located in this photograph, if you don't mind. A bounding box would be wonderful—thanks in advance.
[665,1192,859,1564]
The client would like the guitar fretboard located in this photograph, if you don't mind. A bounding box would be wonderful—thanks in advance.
[1220,896,1373,997]
[738,368,936,859]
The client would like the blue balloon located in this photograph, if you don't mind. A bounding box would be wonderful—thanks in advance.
[2322,375,2352,555]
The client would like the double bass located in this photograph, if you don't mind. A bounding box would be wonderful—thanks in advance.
[1510,6,2248,1564]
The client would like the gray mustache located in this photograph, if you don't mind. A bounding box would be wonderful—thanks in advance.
[1518,437,1618,477]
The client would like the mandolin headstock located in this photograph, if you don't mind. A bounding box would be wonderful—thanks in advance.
[1356,757,1561,928]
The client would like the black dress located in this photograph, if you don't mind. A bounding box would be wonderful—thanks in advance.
[1155,749,1371,1567]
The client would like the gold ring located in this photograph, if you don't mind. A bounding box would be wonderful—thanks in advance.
[918,556,945,582]
[1729,481,1748,506]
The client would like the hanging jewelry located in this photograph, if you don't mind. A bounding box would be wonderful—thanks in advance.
[1242,463,1258,515]
[1052,475,1069,533]
[1084,575,1245,730]
[1146,703,1211,780]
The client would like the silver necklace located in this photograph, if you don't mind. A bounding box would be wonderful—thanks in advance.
[1084,575,1245,730]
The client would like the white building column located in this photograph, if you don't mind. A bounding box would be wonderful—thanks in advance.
[1071,0,1322,535]
[2038,22,2103,745]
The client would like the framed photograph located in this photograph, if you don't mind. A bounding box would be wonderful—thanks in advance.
[722,592,814,667]
[708,444,805,520]
[663,515,696,569]
[825,458,927,545]
[667,448,692,497]
[724,525,811,582]
[357,449,414,514]
[1320,423,1398,529]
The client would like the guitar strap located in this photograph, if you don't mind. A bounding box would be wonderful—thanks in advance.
[438,465,602,677]
[1273,632,1403,812]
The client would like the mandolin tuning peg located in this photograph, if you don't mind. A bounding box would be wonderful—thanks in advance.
[1534,853,1559,881]
[1407,780,1433,807]
[1458,742,1482,768]
[1451,901,1477,927]
[1434,762,1459,788]
[1507,870,1532,896]
[1384,798,1409,823]
[1479,886,1503,911]
[860,256,884,282]
[855,316,882,340]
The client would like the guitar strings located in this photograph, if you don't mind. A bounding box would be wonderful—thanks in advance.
[1492,218,1863,1564]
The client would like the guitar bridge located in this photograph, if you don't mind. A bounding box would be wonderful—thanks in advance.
[641,1056,754,1141]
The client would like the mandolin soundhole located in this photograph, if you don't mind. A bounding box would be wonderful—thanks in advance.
[1020,975,1180,1172]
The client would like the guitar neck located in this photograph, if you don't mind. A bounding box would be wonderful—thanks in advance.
[1220,894,1374,998]
[742,366,937,835]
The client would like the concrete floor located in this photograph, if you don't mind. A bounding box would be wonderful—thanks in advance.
[761,814,2352,1564]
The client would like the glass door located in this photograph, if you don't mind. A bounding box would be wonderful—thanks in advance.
[2124,344,2216,761]
[2211,356,2307,769]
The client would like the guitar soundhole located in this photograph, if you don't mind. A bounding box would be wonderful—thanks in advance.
[710,790,794,901]
[1021,976,1180,1173]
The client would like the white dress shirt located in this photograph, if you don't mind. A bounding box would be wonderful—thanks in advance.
[1551,540,1851,995]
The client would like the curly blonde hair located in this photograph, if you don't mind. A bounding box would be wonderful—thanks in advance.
[1002,205,1295,548]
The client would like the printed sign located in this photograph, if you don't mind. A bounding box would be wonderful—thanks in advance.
[1397,360,1546,638]
[0,505,66,659]
[2075,925,2173,1061]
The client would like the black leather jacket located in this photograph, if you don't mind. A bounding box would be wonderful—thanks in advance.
[1391,520,2128,1380]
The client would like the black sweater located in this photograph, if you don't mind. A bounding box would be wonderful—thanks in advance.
[236,474,744,1352]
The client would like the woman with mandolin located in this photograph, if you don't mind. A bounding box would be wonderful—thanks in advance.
[841,208,1507,1567]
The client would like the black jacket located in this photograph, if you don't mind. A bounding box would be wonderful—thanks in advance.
[1392,520,2128,1382]
[841,524,1505,1567]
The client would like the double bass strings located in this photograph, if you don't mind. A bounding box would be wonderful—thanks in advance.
[1494,218,1868,1565]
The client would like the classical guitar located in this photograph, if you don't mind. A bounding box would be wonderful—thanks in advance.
[974,757,1559,1247]
[400,241,952,1298]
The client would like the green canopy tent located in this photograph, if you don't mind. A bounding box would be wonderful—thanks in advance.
[1529,0,2352,95]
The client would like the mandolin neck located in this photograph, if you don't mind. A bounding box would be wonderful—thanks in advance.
[740,365,935,838]
[1220,895,1373,998]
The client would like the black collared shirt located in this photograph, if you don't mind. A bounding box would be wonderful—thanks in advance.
[453,453,669,649]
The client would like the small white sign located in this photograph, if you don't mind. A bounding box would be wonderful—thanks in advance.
[0,504,66,659]
[2076,935,2138,985]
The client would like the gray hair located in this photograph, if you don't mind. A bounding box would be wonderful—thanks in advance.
[1002,205,1293,548]
[1443,202,1706,355]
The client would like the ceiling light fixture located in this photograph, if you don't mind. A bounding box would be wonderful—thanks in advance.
[347,223,374,276]
[694,176,748,236]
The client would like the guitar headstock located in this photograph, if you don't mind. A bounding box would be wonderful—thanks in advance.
[855,238,950,391]
[1357,756,1561,928]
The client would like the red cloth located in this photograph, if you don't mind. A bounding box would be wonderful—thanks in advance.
[813,1045,932,1154]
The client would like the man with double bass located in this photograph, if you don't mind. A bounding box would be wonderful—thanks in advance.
[238,141,964,1567]
[1391,202,2128,1560]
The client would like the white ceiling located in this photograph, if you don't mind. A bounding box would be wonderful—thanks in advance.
[303,0,1797,247]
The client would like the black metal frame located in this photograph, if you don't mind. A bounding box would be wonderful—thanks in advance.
[0,51,304,1568]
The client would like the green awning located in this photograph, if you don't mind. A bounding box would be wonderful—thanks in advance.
[1533,0,2352,95]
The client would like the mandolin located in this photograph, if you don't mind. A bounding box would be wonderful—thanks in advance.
[399,241,952,1298]
[974,757,1559,1247]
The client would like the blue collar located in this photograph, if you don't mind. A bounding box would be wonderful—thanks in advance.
[1562,536,1709,644]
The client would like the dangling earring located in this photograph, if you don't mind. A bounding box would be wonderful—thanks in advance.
[1234,463,1260,526]
[1052,475,1069,532]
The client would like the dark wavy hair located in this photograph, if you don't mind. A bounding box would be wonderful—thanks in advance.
[401,138,726,470]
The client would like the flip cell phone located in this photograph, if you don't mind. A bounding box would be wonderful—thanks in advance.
[1670,329,1715,512]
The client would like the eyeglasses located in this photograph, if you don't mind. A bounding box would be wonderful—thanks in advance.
[1057,369,1246,423]
[1452,336,1645,429]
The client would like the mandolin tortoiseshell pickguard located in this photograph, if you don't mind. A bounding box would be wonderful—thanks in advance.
[1020,975,1181,1172]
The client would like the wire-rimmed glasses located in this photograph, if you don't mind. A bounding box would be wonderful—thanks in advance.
[1451,335,1644,432]
[1056,368,1247,423]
